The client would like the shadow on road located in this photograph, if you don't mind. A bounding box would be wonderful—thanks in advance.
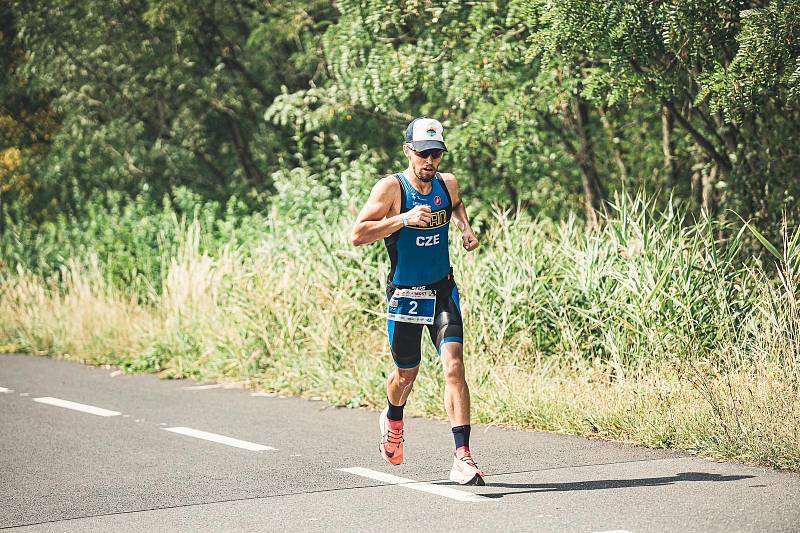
[463,472,755,499]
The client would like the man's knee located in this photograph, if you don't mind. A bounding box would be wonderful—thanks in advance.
[443,356,465,383]
[395,366,419,388]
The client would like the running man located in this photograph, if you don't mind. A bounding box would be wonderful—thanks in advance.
[350,117,484,485]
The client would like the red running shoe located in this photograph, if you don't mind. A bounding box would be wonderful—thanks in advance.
[378,407,404,465]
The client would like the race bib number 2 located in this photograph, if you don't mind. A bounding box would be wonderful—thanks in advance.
[388,288,436,325]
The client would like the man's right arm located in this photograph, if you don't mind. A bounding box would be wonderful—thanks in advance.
[350,177,432,246]
[350,178,404,246]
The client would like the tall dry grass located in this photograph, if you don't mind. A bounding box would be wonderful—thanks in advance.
[1,196,798,469]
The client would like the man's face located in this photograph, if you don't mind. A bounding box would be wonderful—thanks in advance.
[404,145,444,182]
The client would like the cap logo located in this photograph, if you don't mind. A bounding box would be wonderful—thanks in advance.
[434,195,442,206]
[427,128,437,138]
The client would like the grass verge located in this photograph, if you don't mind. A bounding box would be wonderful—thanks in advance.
[1,196,798,470]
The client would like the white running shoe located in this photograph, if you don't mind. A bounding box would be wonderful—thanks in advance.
[449,449,485,485]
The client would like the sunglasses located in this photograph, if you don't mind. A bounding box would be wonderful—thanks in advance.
[409,147,445,160]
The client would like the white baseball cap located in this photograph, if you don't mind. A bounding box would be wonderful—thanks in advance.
[405,117,447,152]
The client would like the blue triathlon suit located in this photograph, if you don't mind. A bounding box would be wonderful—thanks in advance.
[383,172,463,368]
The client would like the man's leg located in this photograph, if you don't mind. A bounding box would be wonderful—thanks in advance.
[381,316,422,466]
[386,317,423,418]
[379,366,418,466]
[441,341,485,485]
[387,366,419,408]
[433,282,468,427]
[440,342,469,426]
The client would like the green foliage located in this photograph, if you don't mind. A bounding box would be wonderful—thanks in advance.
[7,0,336,216]
[2,0,798,235]
[522,0,800,221]
[263,0,800,229]
[2,0,800,468]
[2,191,798,468]
[0,186,268,297]
[701,2,800,118]
[272,146,380,224]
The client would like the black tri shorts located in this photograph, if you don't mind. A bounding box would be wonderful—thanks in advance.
[385,273,464,369]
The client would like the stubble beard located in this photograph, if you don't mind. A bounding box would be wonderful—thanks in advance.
[415,165,437,183]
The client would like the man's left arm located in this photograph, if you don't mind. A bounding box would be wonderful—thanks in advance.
[442,173,479,252]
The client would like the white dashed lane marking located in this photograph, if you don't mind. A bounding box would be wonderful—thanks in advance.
[339,467,492,503]
[163,426,276,451]
[32,396,122,417]
[0,386,13,393]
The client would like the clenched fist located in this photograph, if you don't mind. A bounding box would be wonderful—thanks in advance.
[406,204,432,227]
[461,229,479,251]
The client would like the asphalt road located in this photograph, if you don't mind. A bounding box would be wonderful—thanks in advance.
[1,354,798,532]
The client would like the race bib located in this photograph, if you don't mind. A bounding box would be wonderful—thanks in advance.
[387,288,436,325]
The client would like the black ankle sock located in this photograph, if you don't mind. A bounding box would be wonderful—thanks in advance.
[387,398,405,421]
[452,425,471,450]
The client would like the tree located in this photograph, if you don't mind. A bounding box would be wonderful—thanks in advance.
[527,0,800,224]
[10,0,336,216]
[0,4,58,230]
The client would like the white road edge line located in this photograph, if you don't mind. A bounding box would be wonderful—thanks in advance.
[32,396,122,417]
[163,426,276,451]
[339,467,492,503]
[182,384,224,390]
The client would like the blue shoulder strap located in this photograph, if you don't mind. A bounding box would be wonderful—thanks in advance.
[395,173,409,213]
[435,173,453,208]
